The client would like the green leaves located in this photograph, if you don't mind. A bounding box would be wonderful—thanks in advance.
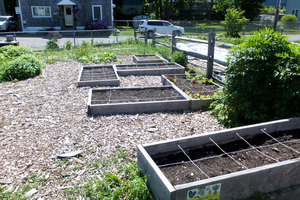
[221,8,249,38]
[172,51,188,70]
[211,28,300,127]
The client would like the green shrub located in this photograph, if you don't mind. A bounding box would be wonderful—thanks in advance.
[172,51,188,70]
[281,14,297,23]
[0,45,33,57]
[75,49,117,64]
[221,8,249,38]
[46,40,59,50]
[281,14,297,28]
[1,54,44,81]
[210,28,300,127]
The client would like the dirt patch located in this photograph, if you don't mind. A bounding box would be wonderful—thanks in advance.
[91,87,184,104]
[80,66,117,81]
[157,130,300,186]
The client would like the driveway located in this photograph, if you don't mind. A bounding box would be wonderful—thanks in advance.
[0,35,131,50]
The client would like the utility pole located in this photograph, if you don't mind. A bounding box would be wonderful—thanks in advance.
[273,0,281,31]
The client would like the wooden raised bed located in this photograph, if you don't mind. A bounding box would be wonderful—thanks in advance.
[133,54,167,63]
[162,74,220,110]
[115,62,185,76]
[87,86,190,115]
[138,118,300,200]
[77,65,120,87]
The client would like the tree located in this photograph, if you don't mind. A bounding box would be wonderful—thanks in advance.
[213,0,233,19]
[233,0,265,20]
[221,8,249,38]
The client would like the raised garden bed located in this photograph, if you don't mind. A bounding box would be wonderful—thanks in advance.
[77,65,120,87]
[133,54,167,63]
[115,62,185,76]
[138,118,300,200]
[162,74,220,110]
[87,86,190,115]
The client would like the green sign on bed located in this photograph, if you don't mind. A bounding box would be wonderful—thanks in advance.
[187,183,221,200]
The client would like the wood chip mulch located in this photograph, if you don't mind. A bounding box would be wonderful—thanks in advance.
[0,54,224,199]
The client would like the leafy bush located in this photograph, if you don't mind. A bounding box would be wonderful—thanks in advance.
[221,8,249,38]
[281,14,297,23]
[0,45,33,57]
[211,28,300,127]
[172,51,188,70]
[46,40,59,50]
[1,54,44,81]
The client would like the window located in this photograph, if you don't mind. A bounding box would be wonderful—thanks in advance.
[292,9,299,18]
[31,6,51,18]
[92,5,102,20]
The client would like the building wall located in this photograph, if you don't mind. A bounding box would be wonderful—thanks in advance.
[19,0,112,30]
[264,0,287,7]
[286,0,300,21]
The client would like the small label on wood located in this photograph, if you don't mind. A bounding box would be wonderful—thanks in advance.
[187,183,221,200]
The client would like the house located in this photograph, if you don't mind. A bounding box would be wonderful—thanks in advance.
[286,0,300,21]
[17,0,114,31]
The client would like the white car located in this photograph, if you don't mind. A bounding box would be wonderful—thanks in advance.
[138,20,184,38]
[0,16,17,31]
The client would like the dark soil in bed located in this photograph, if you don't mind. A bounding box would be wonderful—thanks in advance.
[167,75,219,99]
[91,87,185,104]
[154,130,300,186]
[80,67,117,81]
[116,63,180,70]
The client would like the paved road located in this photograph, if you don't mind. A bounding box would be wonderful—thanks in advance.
[0,35,132,50]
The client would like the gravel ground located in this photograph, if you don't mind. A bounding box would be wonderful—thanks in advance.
[0,54,224,199]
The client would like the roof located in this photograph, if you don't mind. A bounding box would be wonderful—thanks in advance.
[57,0,76,6]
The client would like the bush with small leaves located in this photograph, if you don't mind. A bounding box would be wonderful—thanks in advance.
[210,28,300,127]
[1,54,44,81]
[281,14,297,28]
[0,45,33,58]
[172,51,188,70]
[65,41,72,50]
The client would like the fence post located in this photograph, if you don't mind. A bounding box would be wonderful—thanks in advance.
[134,28,137,42]
[115,28,118,43]
[73,31,76,47]
[152,28,156,46]
[145,28,148,45]
[206,32,215,79]
[172,30,176,54]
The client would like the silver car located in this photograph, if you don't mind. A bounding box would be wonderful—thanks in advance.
[0,16,18,31]
[138,20,184,38]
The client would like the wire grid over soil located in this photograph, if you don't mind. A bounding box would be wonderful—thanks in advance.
[91,87,185,104]
[0,54,224,199]
[135,55,162,61]
[116,63,182,70]
[79,66,117,81]
[157,130,300,186]
[166,74,219,98]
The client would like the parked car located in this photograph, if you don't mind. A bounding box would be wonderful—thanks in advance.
[138,20,184,38]
[0,16,18,31]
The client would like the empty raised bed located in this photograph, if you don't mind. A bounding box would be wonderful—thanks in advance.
[115,62,185,76]
[77,65,120,87]
[162,74,220,110]
[138,118,300,200]
[133,54,167,63]
[87,86,190,115]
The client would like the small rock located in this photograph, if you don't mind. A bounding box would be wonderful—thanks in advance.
[128,132,134,136]
[25,188,37,198]
[57,150,82,158]
[147,124,156,128]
